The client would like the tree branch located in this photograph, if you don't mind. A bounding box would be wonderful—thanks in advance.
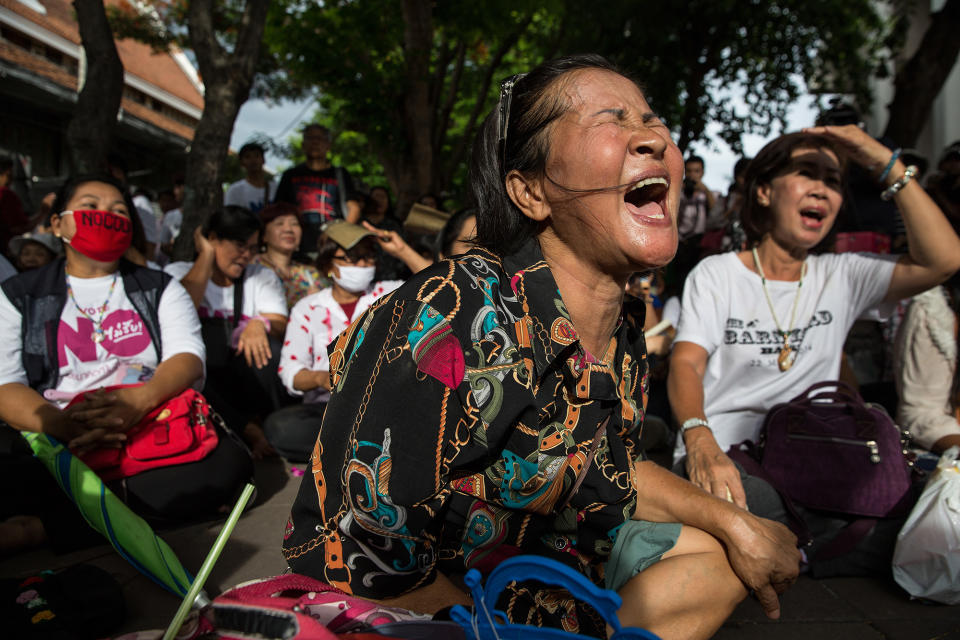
[883,0,960,146]
[445,13,533,185]
[435,40,466,153]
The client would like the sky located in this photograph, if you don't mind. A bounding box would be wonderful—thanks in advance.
[230,92,820,196]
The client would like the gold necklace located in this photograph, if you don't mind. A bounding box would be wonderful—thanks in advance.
[751,247,807,372]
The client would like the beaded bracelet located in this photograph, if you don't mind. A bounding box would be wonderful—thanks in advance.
[880,165,918,201]
[878,148,902,183]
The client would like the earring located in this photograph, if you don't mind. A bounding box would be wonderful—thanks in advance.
[758,197,769,207]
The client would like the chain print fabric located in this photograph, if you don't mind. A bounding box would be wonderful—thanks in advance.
[283,239,649,636]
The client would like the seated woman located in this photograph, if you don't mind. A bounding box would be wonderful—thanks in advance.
[251,202,328,309]
[165,206,289,458]
[267,221,431,462]
[668,130,960,514]
[0,174,252,525]
[895,280,960,455]
[283,55,799,640]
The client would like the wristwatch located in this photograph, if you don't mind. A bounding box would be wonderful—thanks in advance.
[680,417,710,433]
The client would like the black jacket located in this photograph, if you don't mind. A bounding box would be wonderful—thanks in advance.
[1,258,170,394]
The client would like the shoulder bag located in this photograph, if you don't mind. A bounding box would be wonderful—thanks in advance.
[754,380,915,518]
[72,385,218,481]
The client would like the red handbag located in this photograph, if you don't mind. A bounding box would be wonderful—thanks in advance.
[70,385,218,481]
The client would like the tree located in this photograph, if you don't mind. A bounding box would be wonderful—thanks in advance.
[883,0,960,147]
[561,0,889,154]
[174,0,270,259]
[264,0,557,213]
[67,0,124,174]
[109,0,271,259]
[265,0,892,211]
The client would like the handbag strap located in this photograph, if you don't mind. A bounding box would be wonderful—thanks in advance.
[793,380,863,404]
[558,414,611,512]
[726,443,812,546]
[231,268,245,330]
[221,573,344,602]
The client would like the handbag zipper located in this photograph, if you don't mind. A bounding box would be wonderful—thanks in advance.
[786,433,881,464]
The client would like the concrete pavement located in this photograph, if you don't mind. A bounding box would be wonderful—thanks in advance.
[2,458,957,639]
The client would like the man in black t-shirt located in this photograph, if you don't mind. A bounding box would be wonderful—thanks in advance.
[274,124,361,255]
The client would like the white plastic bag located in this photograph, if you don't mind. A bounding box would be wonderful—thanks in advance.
[892,446,960,604]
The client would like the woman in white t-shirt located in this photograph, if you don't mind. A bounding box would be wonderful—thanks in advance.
[166,206,289,458]
[265,220,431,461]
[668,127,960,515]
[0,175,252,538]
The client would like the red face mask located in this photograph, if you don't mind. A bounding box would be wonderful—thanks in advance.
[61,210,132,262]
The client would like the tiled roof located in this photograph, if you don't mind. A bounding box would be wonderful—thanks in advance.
[0,37,195,142]
[122,97,195,142]
[0,38,77,90]
[0,0,80,44]
[0,0,203,114]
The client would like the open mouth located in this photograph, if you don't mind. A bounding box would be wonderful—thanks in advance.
[625,177,669,220]
[800,208,826,227]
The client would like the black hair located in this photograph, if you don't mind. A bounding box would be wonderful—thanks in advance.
[437,208,477,258]
[316,235,378,275]
[417,192,445,211]
[469,54,625,255]
[685,155,705,168]
[106,153,128,176]
[239,142,265,157]
[202,206,263,243]
[302,124,331,139]
[740,132,847,250]
[0,156,13,174]
[733,157,751,180]
[52,173,136,219]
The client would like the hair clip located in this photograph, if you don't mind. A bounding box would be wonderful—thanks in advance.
[496,73,527,172]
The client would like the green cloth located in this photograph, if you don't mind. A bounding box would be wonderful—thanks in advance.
[605,519,682,592]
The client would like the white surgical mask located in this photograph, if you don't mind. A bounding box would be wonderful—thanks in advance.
[333,265,376,293]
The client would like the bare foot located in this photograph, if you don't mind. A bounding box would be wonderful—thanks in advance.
[0,515,47,554]
[242,422,277,460]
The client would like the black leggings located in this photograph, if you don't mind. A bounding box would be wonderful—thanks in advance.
[202,331,292,431]
[263,402,326,462]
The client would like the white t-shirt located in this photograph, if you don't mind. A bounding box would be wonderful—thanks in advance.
[0,254,16,283]
[224,179,277,213]
[164,261,287,321]
[0,273,204,407]
[279,281,402,403]
[160,208,182,245]
[661,296,681,329]
[133,194,160,245]
[672,251,898,462]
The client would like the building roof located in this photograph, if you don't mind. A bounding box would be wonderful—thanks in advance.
[0,0,203,142]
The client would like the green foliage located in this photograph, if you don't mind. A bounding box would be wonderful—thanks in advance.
[105,1,185,53]
[557,0,891,153]
[263,0,891,201]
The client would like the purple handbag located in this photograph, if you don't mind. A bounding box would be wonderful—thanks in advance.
[757,381,914,518]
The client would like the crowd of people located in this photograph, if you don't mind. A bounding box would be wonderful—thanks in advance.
[1,52,959,639]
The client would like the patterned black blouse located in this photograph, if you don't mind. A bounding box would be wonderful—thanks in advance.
[283,238,649,635]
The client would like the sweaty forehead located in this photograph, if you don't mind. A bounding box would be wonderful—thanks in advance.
[562,69,647,112]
